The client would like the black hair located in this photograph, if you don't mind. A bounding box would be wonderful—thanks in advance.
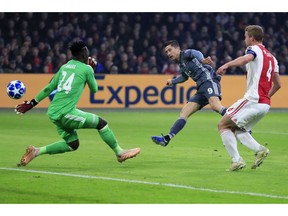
[69,40,87,56]
[162,40,180,50]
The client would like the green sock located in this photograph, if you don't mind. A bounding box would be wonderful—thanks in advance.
[37,141,73,156]
[99,125,123,155]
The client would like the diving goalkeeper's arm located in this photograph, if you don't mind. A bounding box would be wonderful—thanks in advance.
[15,81,56,114]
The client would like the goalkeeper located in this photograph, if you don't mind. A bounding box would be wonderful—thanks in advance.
[16,40,140,167]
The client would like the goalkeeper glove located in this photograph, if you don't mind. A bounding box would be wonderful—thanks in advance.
[15,99,38,115]
[88,57,97,69]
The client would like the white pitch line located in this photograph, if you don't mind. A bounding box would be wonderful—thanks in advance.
[1,167,288,200]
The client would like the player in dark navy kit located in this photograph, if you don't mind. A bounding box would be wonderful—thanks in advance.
[151,40,227,146]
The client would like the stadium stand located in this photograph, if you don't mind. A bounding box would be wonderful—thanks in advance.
[0,12,288,74]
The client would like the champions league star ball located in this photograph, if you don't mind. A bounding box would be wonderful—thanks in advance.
[6,80,26,99]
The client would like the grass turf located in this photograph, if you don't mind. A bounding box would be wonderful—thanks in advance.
[0,109,288,205]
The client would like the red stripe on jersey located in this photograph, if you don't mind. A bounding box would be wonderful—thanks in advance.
[257,45,275,105]
[228,99,248,118]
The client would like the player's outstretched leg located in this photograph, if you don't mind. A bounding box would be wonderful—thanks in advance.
[116,148,141,163]
[17,145,39,167]
[98,124,141,163]
[152,117,187,147]
[151,133,169,147]
[251,147,270,169]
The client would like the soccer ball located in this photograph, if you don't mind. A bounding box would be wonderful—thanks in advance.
[6,80,26,99]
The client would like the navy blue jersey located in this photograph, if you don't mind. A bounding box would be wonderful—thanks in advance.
[172,49,218,87]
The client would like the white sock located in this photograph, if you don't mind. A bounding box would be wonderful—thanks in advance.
[220,129,241,163]
[234,130,264,153]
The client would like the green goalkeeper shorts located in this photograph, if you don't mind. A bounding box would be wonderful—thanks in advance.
[50,108,100,143]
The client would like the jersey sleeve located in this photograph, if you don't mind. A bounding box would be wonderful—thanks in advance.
[35,73,59,102]
[171,74,188,85]
[245,46,257,59]
[86,66,98,93]
[274,57,279,73]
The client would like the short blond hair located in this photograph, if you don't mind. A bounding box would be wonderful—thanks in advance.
[245,25,264,42]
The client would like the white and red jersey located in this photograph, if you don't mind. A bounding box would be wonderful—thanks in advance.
[244,44,279,105]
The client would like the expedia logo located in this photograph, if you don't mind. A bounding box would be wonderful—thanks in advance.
[90,75,197,108]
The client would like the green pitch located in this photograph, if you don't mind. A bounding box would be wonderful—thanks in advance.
[0,109,287,204]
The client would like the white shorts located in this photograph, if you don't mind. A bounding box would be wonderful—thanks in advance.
[226,98,270,131]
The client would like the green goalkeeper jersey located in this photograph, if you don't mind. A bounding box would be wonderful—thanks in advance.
[35,59,98,120]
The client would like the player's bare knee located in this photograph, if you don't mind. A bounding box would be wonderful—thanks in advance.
[96,117,107,130]
[209,98,222,112]
[68,140,79,151]
[179,112,188,120]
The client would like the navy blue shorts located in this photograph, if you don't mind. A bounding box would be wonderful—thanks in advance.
[188,79,222,109]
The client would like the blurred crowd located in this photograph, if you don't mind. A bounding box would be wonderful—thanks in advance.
[1,12,288,75]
